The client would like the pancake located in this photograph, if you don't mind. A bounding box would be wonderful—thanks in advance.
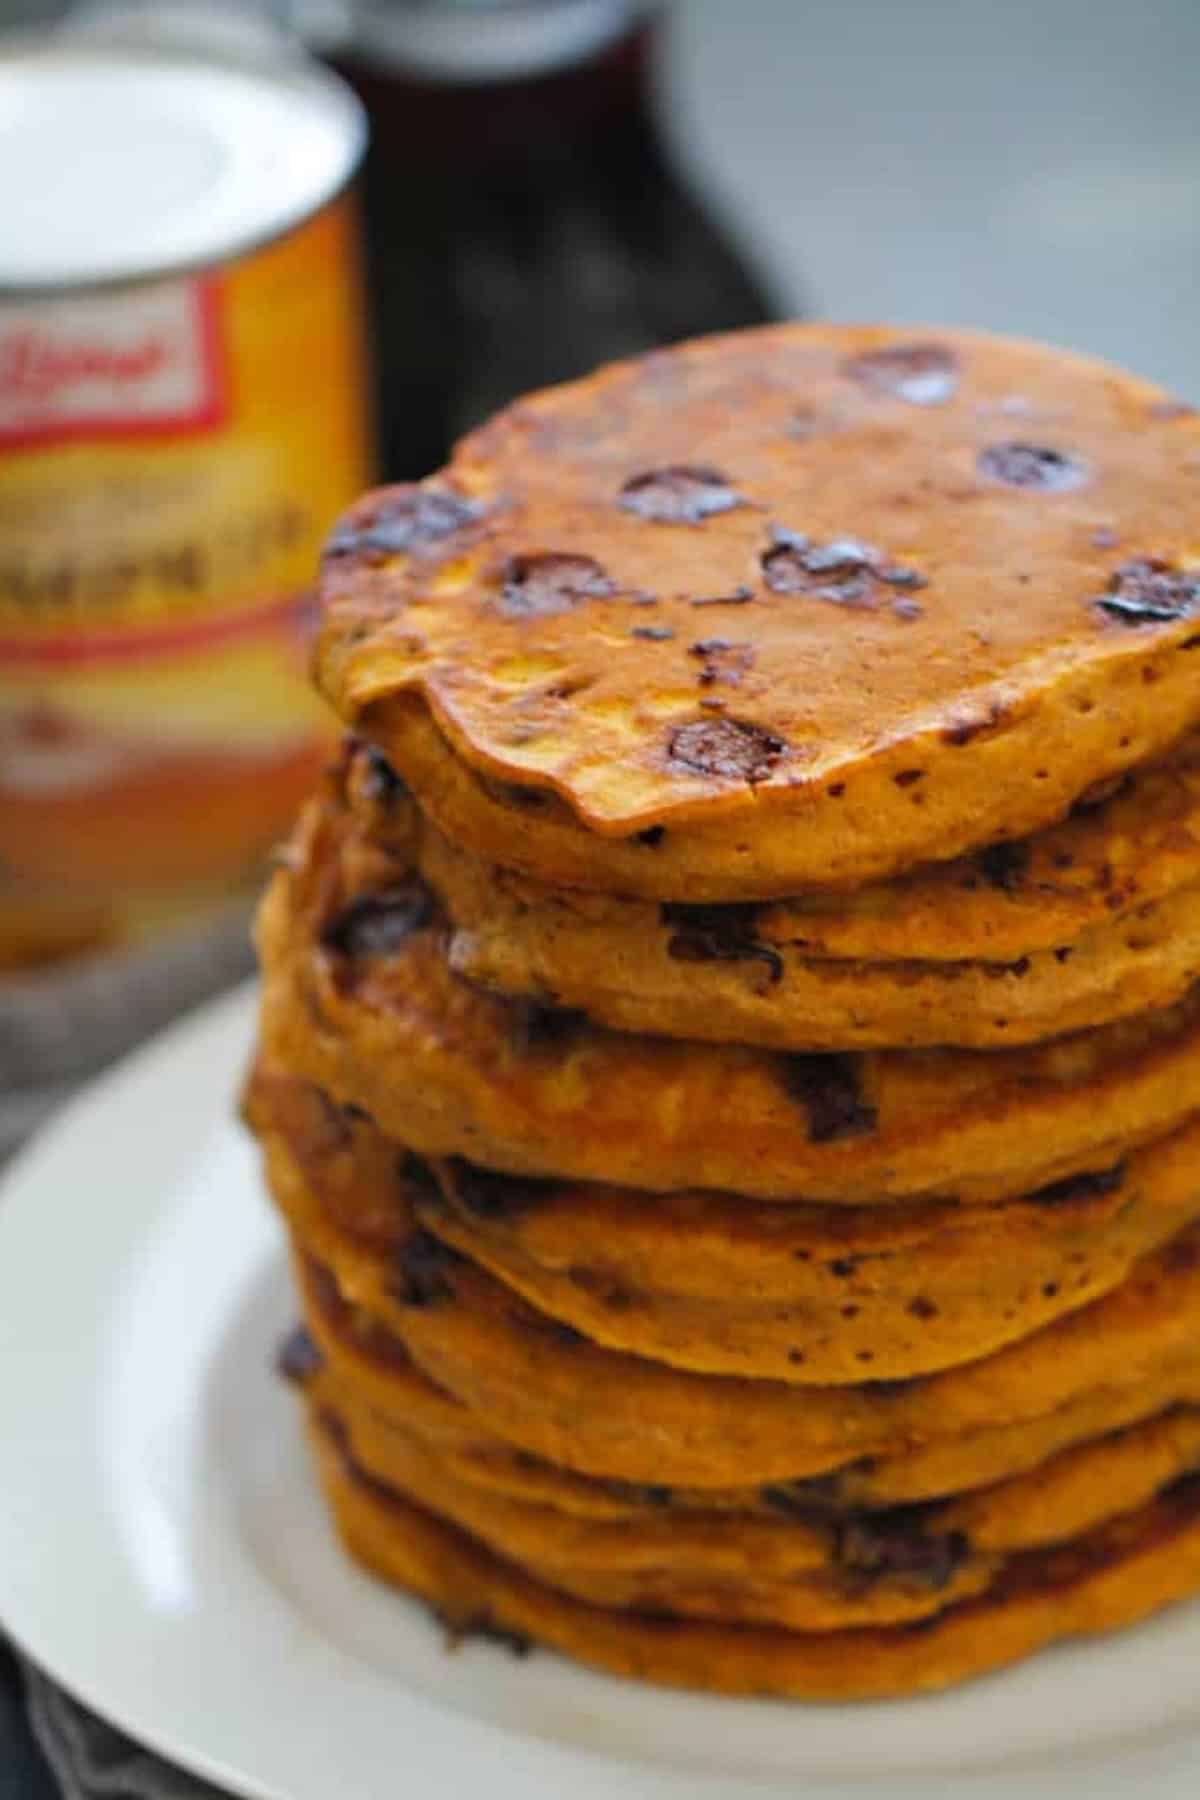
[315,324,1200,901]
[293,1333,1200,1566]
[345,726,1200,965]
[246,1066,1200,1384]
[259,1111,1200,1487]
[311,1412,1200,1700]
[257,786,1200,1204]
[419,807,1200,1051]
[298,1394,996,1633]
[297,1324,1200,1560]
[296,1281,1200,1518]
[296,1382,1200,1633]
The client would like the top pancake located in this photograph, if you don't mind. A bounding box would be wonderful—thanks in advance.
[315,323,1200,899]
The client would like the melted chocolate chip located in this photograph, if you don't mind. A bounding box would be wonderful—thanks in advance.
[668,717,787,783]
[977,443,1088,492]
[1028,1163,1126,1207]
[391,1231,463,1307]
[1095,558,1200,627]
[760,1478,847,1523]
[636,825,666,847]
[325,486,479,561]
[661,901,782,983]
[843,341,960,406]
[520,1308,586,1348]
[358,742,408,805]
[397,1150,442,1201]
[977,840,1031,892]
[276,1324,323,1387]
[782,1054,877,1143]
[441,1158,554,1220]
[604,1477,676,1507]
[630,625,675,641]
[321,881,434,958]
[762,532,879,606]
[627,1483,674,1507]
[619,465,744,524]
[499,552,615,618]
[511,1001,588,1053]
[688,638,756,686]
[762,530,926,607]
[837,1517,968,1590]
[690,585,755,608]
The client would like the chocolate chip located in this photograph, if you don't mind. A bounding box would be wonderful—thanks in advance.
[661,901,782,983]
[907,1295,939,1321]
[276,1325,322,1387]
[499,552,615,618]
[837,1517,968,1590]
[879,565,928,590]
[688,638,756,686]
[627,1483,674,1507]
[977,840,1030,892]
[604,1477,676,1507]
[322,881,434,958]
[782,1054,877,1143]
[667,717,787,783]
[441,1158,553,1220]
[828,1257,859,1279]
[511,1001,588,1053]
[325,485,480,561]
[977,443,1088,491]
[1028,1163,1126,1207]
[690,585,755,608]
[892,598,925,621]
[1095,558,1200,627]
[358,741,407,805]
[760,1479,847,1523]
[520,1308,586,1347]
[391,1231,463,1307]
[762,532,879,606]
[762,530,926,608]
[631,625,675,641]
[397,1150,442,1201]
[636,825,666,847]
[843,342,960,406]
[619,465,744,524]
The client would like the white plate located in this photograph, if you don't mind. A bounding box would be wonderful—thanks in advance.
[2,984,1200,1800]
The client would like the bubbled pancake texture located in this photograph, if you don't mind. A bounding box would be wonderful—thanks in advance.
[247,324,1200,1700]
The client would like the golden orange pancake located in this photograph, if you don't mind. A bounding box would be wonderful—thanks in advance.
[246,1065,1200,1385]
[256,784,1200,1204]
[316,325,1200,900]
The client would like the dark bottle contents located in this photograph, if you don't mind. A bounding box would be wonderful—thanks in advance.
[323,1,780,477]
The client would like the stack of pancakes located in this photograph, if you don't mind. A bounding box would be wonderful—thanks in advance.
[245,323,1200,1699]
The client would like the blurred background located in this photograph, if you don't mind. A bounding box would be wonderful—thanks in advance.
[1,0,1198,1160]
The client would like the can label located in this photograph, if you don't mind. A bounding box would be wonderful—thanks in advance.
[0,196,373,969]
[0,279,225,446]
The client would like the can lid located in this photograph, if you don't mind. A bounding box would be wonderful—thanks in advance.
[0,38,366,291]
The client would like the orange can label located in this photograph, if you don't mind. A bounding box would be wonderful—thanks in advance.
[0,197,373,966]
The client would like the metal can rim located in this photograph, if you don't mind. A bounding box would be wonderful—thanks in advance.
[0,32,367,294]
